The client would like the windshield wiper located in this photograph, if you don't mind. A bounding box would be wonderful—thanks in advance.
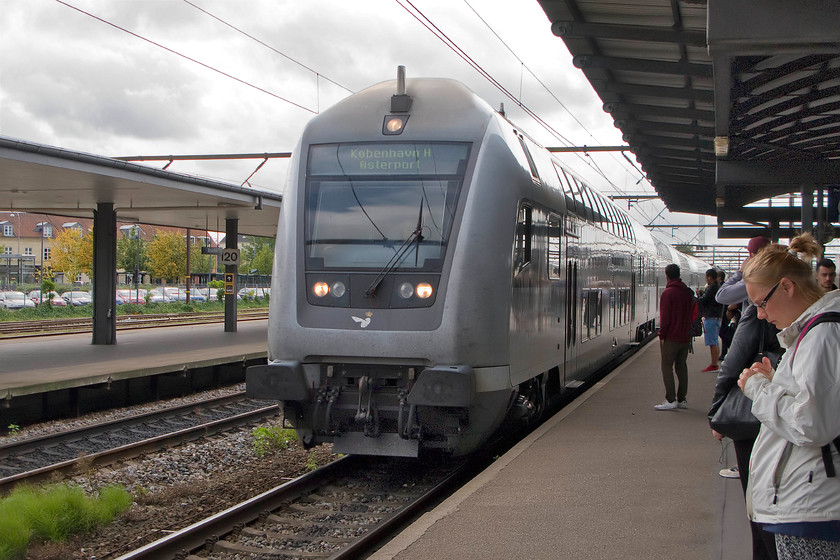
[365,200,424,297]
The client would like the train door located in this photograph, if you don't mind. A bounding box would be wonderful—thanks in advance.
[563,217,581,388]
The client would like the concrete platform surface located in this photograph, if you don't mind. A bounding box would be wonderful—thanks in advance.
[0,320,267,397]
[372,342,750,560]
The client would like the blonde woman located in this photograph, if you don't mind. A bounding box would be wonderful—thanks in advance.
[738,233,840,558]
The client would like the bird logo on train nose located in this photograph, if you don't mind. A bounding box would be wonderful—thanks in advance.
[351,311,373,328]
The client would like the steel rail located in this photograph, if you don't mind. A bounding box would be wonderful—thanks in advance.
[0,400,279,494]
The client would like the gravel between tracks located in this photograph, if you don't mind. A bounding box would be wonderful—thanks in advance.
[2,385,336,560]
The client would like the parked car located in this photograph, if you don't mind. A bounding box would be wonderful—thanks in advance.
[192,286,219,302]
[26,289,67,307]
[0,291,37,310]
[238,287,270,300]
[116,289,147,305]
[163,287,187,302]
[147,288,174,303]
[61,291,92,306]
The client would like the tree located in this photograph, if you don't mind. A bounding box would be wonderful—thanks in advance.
[117,229,147,275]
[250,244,274,275]
[241,236,275,273]
[146,231,186,283]
[675,243,696,256]
[51,227,93,280]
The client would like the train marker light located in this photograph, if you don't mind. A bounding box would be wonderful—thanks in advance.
[416,283,433,299]
[398,282,414,299]
[331,281,347,298]
[313,282,329,297]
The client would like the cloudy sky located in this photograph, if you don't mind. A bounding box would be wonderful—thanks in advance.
[0,0,713,243]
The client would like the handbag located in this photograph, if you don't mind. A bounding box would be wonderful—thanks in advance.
[708,319,771,441]
[710,385,759,441]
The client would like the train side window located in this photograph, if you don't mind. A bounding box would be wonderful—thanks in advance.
[556,164,581,215]
[582,289,602,340]
[517,136,540,185]
[592,191,609,228]
[604,202,619,238]
[575,179,595,222]
[513,204,532,274]
[548,213,561,280]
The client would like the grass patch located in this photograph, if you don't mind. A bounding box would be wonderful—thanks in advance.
[0,298,268,322]
[0,483,132,560]
[252,426,298,457]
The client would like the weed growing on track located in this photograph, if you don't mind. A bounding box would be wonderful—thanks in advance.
[0,483,132,560]
[252,426,298,457]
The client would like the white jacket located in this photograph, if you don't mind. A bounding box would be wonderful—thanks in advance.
[744,290,840,524]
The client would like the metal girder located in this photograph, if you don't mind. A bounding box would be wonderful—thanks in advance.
[622,134,712,150]
[613,119,714,137]
[604,102,714,122]
[717,160,840,187]
[591,80,714,102]
[573,55,713,77]
[551,20,706,46]
[708,0,840,55]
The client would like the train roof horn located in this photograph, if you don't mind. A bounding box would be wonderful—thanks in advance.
[391,66,413,113]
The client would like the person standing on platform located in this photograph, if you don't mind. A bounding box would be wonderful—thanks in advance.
[654,263,696,411]
[709,301,781,560]
[698,268,724,372]
[717,236,772,311]
[738,233,840,559]
[816,258,837,291]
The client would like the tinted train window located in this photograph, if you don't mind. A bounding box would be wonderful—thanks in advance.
[582,289,602,340]
[305,142,469,270]
[548,214,561,280]
[513,204,532,275]
[517,137,540,184]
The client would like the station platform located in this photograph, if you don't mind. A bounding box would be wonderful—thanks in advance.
[0,320,268,399]
[372,341,751,560]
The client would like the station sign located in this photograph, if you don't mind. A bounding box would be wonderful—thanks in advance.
[221,248,240,267]
[224,272,235,295]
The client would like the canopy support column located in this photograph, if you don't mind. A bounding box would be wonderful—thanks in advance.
[224,218,238,333]
[92,203,117,345]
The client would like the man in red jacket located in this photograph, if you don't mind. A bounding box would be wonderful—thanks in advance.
[655,263,697,410]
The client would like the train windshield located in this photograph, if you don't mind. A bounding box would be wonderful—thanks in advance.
[305,142,470,270]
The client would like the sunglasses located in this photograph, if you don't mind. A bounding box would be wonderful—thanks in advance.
[754,281,780,309]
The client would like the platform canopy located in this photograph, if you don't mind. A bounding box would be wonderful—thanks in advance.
[537,0,840,240]
[0,136,282,237]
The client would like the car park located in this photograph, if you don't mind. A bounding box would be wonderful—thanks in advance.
[147,288,174,303]
[238,287,270,300]
[0,291,37,309]
[116,289,147,304]
[27,289,67,307]
[61,291,92,306]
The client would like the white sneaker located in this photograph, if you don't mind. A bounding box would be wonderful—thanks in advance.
[654,400,678,410]
[677,400,688,409]
[719,466,740,479]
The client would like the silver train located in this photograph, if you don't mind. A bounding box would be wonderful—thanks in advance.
[246,70,707,457]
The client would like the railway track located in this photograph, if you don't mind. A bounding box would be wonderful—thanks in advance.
[117,454,470,560]
[0,393,279,493]
[0,308,269,337]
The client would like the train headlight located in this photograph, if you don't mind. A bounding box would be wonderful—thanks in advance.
[313,282,330,298]
[383,115,409,135]
[416,283,433,299]
[331,281,346,298]
[398,282,414,299]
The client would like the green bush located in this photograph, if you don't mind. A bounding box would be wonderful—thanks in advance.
[252,426,298,457]
[0,483,132,560]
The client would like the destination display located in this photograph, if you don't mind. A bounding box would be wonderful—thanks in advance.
[309,143,470,176]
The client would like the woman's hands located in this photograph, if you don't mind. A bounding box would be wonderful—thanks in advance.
[738,356,774,391]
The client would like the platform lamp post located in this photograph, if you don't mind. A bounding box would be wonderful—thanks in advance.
[9,212,21,285]
[130,225,140,304]
[34,221,46,304]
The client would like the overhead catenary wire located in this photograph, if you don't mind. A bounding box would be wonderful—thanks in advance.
[55,0,318,115]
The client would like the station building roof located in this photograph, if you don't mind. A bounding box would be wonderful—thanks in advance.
[0,136,282,238]
[536,0,840,240]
